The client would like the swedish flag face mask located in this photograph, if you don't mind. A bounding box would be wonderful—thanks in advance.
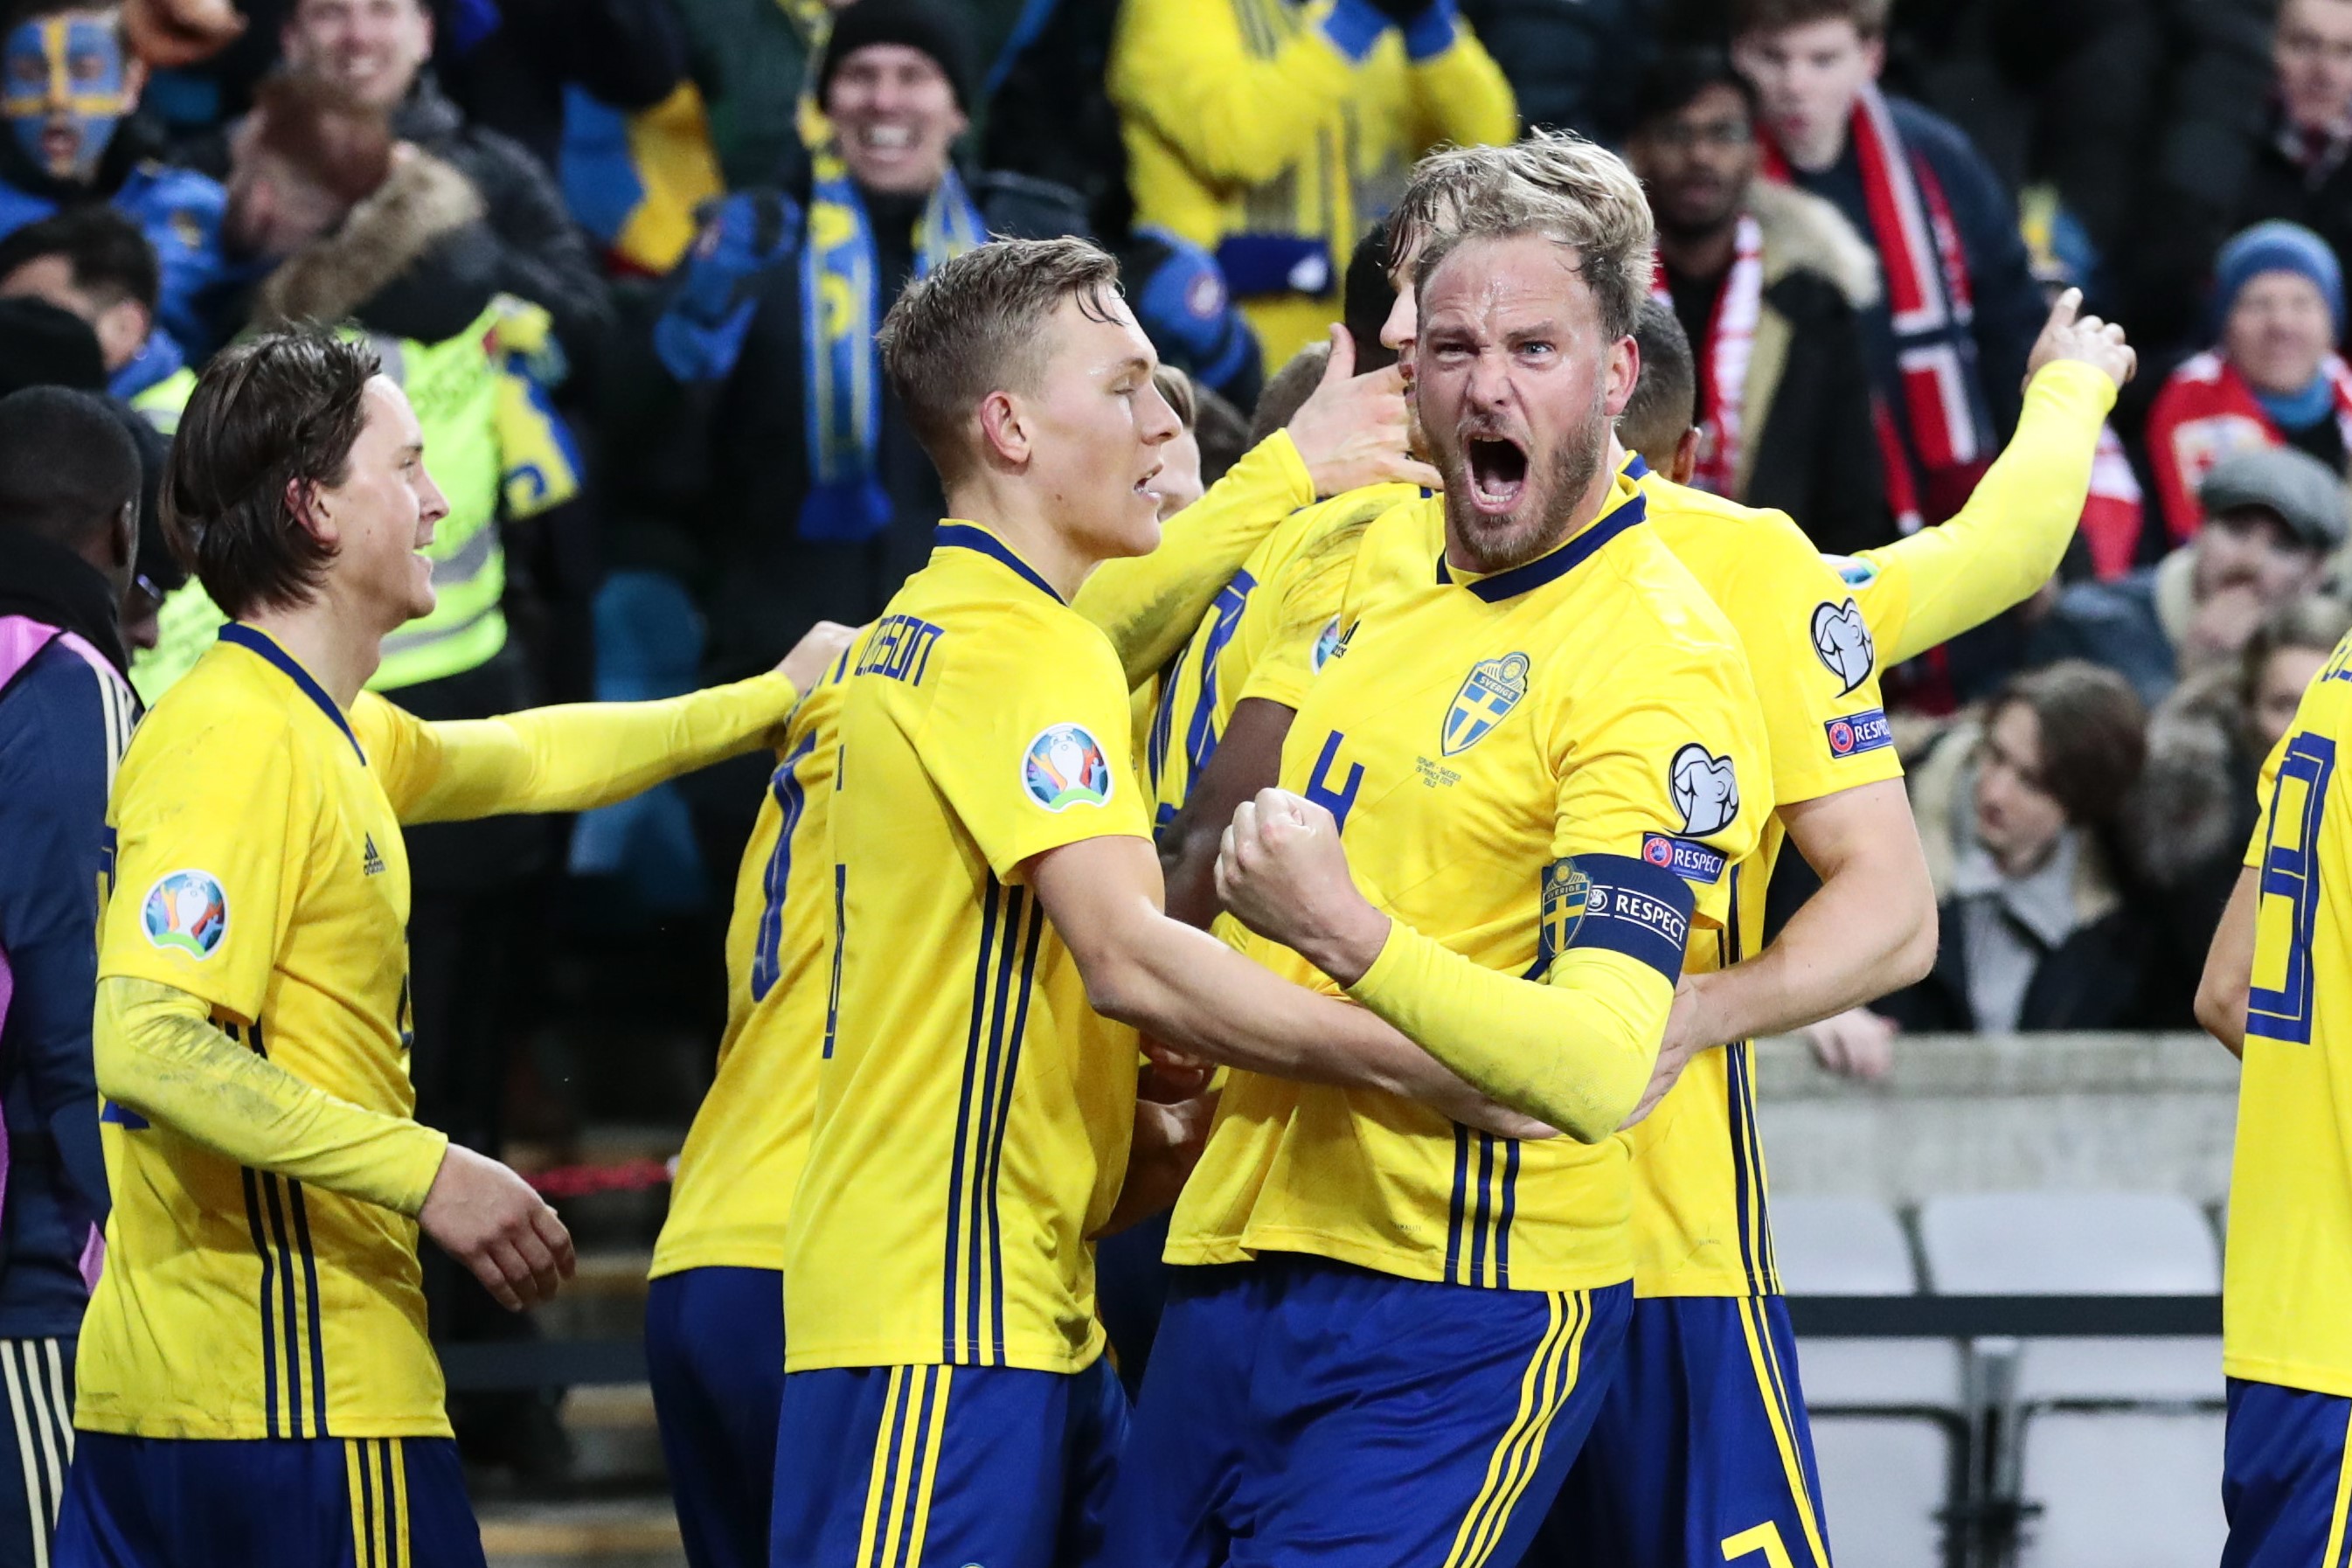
[3,14,134,182]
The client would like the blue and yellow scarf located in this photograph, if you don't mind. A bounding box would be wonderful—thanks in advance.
[798,142,987,543]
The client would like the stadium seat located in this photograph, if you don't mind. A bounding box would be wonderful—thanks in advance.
[1773,1196,1961,1568]
[1915,1192,2226,1565]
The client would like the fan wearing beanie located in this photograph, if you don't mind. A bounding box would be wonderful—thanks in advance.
[2146,220,2352,543]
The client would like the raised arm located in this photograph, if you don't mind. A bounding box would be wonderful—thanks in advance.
[366,623,853,823]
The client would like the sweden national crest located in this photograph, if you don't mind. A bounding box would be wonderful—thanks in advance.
[1539,858,1591,962]
[1443,651,1530,756]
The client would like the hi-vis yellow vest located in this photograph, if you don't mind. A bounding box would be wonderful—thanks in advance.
[128,300,579,702]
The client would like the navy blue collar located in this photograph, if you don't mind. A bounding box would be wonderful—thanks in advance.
[935,524,1065,604]
[219,624,364,762]
[1437,489,1649,604]
[1624,453,1651,478]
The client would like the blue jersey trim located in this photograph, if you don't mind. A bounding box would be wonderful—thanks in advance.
[935,525,1065,605]
[1622,453,1650,478]
[219,625,363,762]
[1438,491,1648,604]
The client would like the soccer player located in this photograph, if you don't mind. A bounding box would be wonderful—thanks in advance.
[1107,153,1781,1562]
[2195,645,2352,1563]
[765,236,1537,1568]
[52,328,850,1567]
[644,328,1440,1568]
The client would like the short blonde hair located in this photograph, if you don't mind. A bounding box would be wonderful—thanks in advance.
[876,236,1123,483]
[1410,135,1655,342]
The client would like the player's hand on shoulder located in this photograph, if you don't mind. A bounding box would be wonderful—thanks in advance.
[2025,288,2135,392]
[419,1144,578,1312]
[777,621,858,696]
[1284,325,1445,498]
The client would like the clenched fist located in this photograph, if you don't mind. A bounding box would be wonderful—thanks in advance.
[1215,788,1390,984]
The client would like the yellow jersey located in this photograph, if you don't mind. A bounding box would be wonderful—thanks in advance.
[1625,461,1905,1299]
[781,526,1154,1375]
[1167,478,1772,1290]
[2231,640,2352,1397]
[650,635,864,1280]
[1143,483,1412,830]
[87,628,448,1440]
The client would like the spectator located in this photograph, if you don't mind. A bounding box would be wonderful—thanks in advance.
[1881,661,2160,1032]
[2027,445,2346,707]
[1109,0,1516,366]
[0,205,191,430]
[2143,222,2352,544]
[0,388,143,1568]
[607,1,1114,676]
[188,0,615,372]
[1731,0,2044,526]
[1149,363,1206,520]
[1627,45,1891,554]
[2127,593,2352,1023]
[0,0,225,359]
[2111,0,2352,358]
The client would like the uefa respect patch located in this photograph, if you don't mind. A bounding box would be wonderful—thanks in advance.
[1825,708,1894,759]
[1640,831,1727,885]
[1022,723,1114,811]
[142,869,227,959]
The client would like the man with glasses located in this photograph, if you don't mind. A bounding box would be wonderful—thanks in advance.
[1625,45,1890,556]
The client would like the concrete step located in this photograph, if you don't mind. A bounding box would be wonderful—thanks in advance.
[480,1498,683,1567]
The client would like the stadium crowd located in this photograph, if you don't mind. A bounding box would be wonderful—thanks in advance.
[0,0,2349,1559]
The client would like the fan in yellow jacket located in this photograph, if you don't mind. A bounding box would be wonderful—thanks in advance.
[1110,0,1516,366]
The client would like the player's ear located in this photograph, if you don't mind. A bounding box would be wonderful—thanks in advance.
[1670,427,1701,486]
[1603,334,1641,420]
[976,389,1031,468]
[286,476,337,545]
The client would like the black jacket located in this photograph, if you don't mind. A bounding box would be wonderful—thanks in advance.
[1458,0,1662,141]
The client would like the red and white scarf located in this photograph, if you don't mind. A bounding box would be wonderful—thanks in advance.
[1651,213,1765,498]
[2144,350,2352,543]
[1762,83,1990,521]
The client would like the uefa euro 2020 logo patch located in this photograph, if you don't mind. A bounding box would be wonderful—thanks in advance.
[1312,617,1343,673]
[1443,651,1530,756]
[1023,724,1114,812]
[142,870,227,959]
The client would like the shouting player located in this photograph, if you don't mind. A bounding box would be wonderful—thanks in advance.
[767,237,1538,1568]
[52,329,850,1567]
[1110,151,1777,1564]
[644,321,1441,1568]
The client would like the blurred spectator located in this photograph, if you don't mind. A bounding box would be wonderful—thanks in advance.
[1460,0,1660,142]
[1109,0,1516,366]
[0,204,191,429]
[2143,222,2352,545]
[1731,0,2043,526]
[180,0,612,371]
[0,282,105,396]
[0,0,225,358]
[1191,375,1251,489]
[2027,445,2346,707]
[1149,363,1205,521]
[2127,593,2352,1023]
[427,0,689,178]
[2111,0,2352,359]
[1627,46,1890,554]
[607,1,1101,677]
[1881,661,2160,1032]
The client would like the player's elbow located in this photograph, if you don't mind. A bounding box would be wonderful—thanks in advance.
[1891,898,1939,990]
[2193,969,2248,1054]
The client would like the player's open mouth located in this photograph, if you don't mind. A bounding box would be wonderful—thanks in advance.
[1134,462,1163,499]
[1467,436,1527,512]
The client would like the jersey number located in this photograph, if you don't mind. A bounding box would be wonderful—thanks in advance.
[749,732,820,1003]
[1302,730,1364,834]
[2250,731,2336,1044]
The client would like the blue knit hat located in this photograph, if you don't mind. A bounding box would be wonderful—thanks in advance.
[2215,221,2345,335]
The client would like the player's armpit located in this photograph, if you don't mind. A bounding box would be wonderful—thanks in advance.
[364,668,801,824]
[1160,697,1297,928]
[1347,929,1669,1143]
[2197,866,2258,1058]
[1076,433,1313,684]
[1027,836,1552,1137]
[94,976,449,1215]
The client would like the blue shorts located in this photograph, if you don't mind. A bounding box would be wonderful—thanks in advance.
[0,1336,75,1568]
[1536,1295,1832,1568]
[646,1266,786,1568]
[53,1432,483,1568]
[1102,1255,1633,1568]
[769,1356,1128,1568]
[2223,1377,2352,1568]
